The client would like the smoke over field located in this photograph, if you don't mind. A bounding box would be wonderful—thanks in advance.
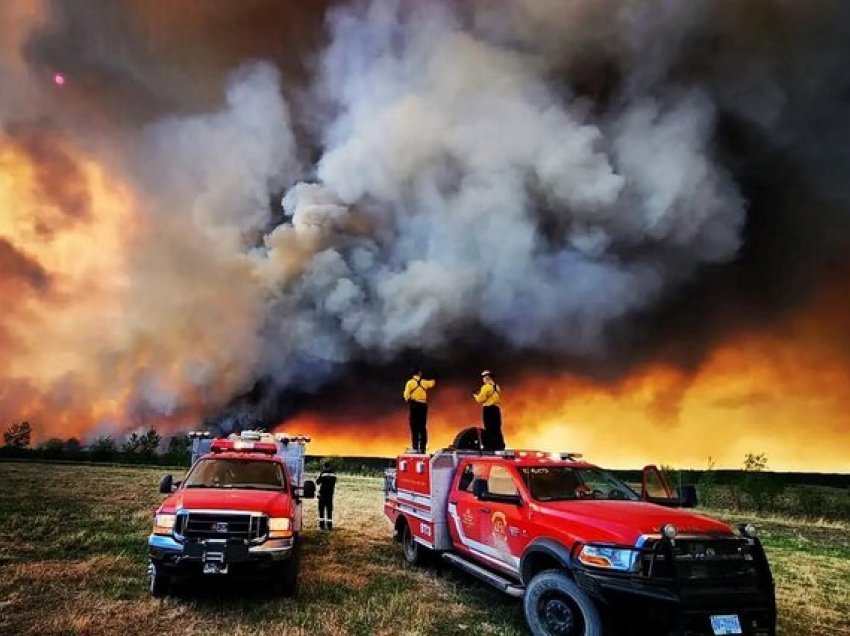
[1,1,849,469]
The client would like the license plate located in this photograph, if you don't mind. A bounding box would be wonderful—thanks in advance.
[203,562,228,575]
[710,614,742,635]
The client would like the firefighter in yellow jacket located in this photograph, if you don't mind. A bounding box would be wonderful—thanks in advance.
[403,368,436,453]
[474,370,505,450]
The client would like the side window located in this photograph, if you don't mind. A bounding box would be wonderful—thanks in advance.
[644,468,669,498]
[458,464,475,492]
[458,463,489,492]
[488,466,519,497]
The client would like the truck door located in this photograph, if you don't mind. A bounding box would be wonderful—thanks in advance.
[641,464,673,500]
[448,461,487,557]
[641,465,699,508]
[476,465,526,574]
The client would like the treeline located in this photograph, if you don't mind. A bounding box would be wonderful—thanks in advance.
[0,421,397,473]
[1,421,192,467]
[653,454,850,522]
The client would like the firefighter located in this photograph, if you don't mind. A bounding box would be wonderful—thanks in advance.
[403,368,436,453]
[474,370,505,450]
[317,462,337,531]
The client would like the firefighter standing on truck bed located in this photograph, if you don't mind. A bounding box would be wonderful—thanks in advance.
[317,462,337,531]
[403,368,436,453]
[474,370,505,450]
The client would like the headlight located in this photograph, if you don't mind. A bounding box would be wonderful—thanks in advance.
[153,513,175,535]
[577,545,640,572]
[268,517,292,539]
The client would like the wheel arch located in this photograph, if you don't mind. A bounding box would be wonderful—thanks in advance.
[394,513,410,540]
[520,538,574,585]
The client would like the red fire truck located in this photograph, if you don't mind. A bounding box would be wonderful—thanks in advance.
[148,430,315,597]
[384,432,776,636]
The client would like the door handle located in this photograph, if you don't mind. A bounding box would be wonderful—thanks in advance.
[480,507,491,514]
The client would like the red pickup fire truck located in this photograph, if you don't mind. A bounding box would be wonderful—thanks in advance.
[148,430,315,597]
[384,431,776,636]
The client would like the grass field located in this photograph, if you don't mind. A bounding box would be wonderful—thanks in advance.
[0,462,847,635]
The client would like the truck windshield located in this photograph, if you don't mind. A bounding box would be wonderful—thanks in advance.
[519,466,638,502]
[183,459,287,491]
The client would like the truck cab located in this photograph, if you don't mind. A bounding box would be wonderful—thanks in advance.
[385,442,776,636]
[148,430,315,597]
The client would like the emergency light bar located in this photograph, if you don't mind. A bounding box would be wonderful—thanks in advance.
[274,433,312,444]
[187,431,212,439]
[210,439,277,454]
[494,450,585,461]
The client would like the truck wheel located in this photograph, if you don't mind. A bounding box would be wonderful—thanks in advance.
[149,568,170,598]
[524,570,601,636]
[401,521,428,566]
[277,542,300,597]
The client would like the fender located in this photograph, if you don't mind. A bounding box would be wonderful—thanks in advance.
[520,537,574,585]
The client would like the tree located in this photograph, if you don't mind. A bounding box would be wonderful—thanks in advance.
[39,438,65,459]
[735,452,784,512]
[3,421,32,448]
[121,432,142,461]
[89,436,118,462]
[163,435,191,466]
[697,457,718,507]
[743,452,768,472]
[64,438,82,457]
[138,428,162,461]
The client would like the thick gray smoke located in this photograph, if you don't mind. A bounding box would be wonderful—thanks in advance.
[252,0,745,388]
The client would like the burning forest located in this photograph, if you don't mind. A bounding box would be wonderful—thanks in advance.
[1,0,850,470]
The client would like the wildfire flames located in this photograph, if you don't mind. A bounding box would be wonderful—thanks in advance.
[2,1,850,471]
[282,282,850,471]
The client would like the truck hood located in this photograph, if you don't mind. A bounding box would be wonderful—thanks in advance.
[161,489,292,517]
[536,500,733,545]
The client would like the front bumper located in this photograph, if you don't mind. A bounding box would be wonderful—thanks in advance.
[575,568,776,635]
[149,534,294,577]
[572,536,777,636]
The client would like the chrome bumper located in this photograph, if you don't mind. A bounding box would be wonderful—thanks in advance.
[148,534,294,561]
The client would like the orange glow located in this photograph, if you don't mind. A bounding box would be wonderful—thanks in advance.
[279,287,850,472]
[1,133,848,472]
[0,132,235,440]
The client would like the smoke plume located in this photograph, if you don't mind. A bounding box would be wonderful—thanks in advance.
[1,0,849,468]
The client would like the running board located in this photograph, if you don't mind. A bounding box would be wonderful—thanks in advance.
[442,553,525,598]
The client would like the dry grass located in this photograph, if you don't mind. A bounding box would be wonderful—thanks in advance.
[0,462,847,635]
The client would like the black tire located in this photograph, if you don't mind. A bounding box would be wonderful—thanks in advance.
[149,567,170,598]
[277,542,300,597]
[524,569,602,636]
[401,520,429,566]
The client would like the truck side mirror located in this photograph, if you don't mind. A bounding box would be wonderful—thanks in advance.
[678,484,698,508]
[301,480,316,499]
[159,474,173,494]
[473,478,488,499]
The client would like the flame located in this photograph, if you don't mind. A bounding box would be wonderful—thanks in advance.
[280,285,850,472]
[0,132,131,435]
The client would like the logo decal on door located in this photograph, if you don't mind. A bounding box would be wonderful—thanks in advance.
[491,511,507,535]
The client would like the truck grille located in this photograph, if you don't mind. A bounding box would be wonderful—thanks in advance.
[175,512,268,543]
[640,538,759,582]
